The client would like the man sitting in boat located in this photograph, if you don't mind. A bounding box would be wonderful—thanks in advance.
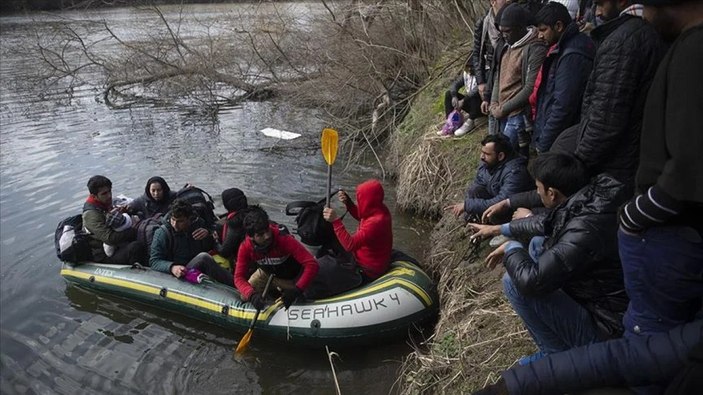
[83,175,147,265]
[322,179,393,284]
[235,208,319,310]
[213,188,255,264]
[149,199,234,286]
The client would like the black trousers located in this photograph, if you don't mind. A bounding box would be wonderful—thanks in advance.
[106,240,147,265]
[444,90,483,119]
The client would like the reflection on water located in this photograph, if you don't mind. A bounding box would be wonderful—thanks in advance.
[0,4,431,394]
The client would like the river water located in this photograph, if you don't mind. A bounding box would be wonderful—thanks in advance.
[0,4,431,394]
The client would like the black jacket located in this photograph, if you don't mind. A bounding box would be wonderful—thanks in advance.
[471,13,494,87]
[573,15,666,187]
[505,174,630,339]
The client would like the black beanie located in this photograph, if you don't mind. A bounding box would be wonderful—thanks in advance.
[499,3,532,28]
[222,188,247,212]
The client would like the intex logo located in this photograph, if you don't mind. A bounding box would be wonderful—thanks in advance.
[94,268,114,277]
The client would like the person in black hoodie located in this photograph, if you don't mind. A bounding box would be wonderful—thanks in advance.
[483,153,629,365]
[128,176,177,219]
[214,188,254,263]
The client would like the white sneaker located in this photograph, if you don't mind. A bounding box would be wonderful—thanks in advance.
[454,119,475,137]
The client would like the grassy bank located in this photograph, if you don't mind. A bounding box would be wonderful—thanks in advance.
[388,54,535,394]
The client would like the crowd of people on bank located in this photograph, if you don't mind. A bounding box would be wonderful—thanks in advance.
[68,0,702,393]
[438,0,701,393]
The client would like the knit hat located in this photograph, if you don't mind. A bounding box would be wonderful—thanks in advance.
[498,3,533,28]
[551,0,580,19]
[106,212,132,232]
[222,188,248,212]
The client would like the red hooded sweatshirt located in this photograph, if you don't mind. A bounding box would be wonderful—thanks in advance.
[333,179,393,280]
[234,224,319,299]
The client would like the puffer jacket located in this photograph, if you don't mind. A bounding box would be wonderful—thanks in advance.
[82,201,137,262]
[502,319,703,395]
[471,11,495,87]
[574,14,666,186]
[129,190,177,219]
[505,174,630,339]
[533,23,595,153]
[464,155,534,216]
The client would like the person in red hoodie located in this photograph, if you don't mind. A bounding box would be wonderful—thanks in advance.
[234,208,319,309]
[323,179,393,283]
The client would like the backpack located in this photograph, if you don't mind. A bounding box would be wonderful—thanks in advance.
[55,214,93,262]
[175,186,217,228]
[285,192,342,246]
[136,214,164,251]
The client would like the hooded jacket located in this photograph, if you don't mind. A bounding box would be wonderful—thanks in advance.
[504,174,630,339]
[334,180,393,280]
[235,224,319,299]
[573,14,667,186]
[128,176,177,219]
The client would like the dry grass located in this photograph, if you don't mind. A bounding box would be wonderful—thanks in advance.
[394,214,535,394]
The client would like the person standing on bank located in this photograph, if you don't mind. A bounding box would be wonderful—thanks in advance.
[323,179,393,283]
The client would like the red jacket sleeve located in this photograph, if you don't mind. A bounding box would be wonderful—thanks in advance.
[332,217,376,252]
[234,239,255,299]
[278,235,319,291]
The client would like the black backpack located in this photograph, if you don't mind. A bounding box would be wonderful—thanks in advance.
[136,213,164,252]
[175,186,217,228]
[285,192,343,246]
[55,214,93,262]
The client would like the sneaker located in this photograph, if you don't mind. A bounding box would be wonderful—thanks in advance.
[518,351,546,366]
[454,119,475,137]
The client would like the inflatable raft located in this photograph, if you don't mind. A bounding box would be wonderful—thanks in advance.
[60,259,438,347]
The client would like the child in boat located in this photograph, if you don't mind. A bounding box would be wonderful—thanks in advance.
[103,210,141,258]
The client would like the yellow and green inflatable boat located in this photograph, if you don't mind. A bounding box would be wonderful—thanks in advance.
[60,259,438,347]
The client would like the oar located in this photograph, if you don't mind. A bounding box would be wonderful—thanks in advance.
[321,128,339,207]
[235,273,274,355]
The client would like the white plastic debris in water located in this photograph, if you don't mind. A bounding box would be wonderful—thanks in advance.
[259,128,301,140]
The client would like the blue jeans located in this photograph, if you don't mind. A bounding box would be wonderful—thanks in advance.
[618,226,703,337]
[502,273,601,354]
[499,113,524,151]
[528,236,545,261]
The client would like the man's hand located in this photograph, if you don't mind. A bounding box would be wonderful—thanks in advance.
[512,208,533,220]
[485,242,509,270]
[481,101,490,115]
[192,228,209,240]
[456,99,464,110]
[451,96,459,109]
[478,83,486,97]
[490,103,504,119]
[338,189,351,205]
[482,199,510,223]
[323,207,339,222]
[249,292,266,310]
[171,264,186,278]
[467,223,501,241]
[444,203,465,217]
[282,287,302,309]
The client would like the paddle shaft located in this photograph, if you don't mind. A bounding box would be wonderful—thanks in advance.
[246,273,275,331]
[326,165,332,208]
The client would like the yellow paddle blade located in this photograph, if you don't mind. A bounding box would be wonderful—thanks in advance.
[321,128,339,166]
[235,329,253,354]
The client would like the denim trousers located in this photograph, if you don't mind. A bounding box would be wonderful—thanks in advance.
[502,272,601,354]
[499,113,524,151]
[618,226,703,337]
